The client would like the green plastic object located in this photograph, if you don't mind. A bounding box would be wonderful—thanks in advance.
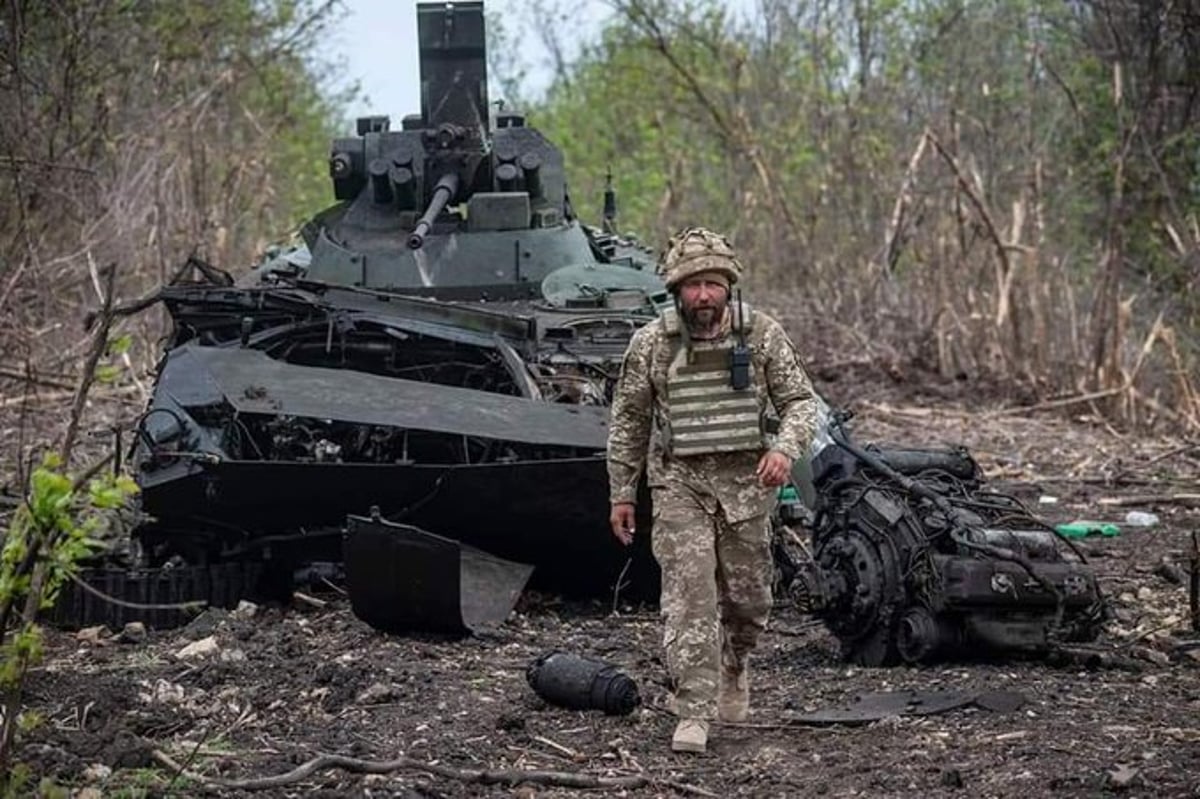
[1055,520,1121,539]
[778,485,799,502]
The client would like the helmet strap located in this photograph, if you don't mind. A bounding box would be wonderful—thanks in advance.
[671,294,695,361]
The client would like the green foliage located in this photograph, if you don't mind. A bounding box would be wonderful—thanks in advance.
[0,767,68,799]
[107,334,132,357]
[94,333,135,385]
[524,0,1199,314]
[502,0,1200,421]
[38,780,69,799]
[93,365,121,385]
[15,711,44,735]
[0,630,42,689]
[0,764,33,799]
[531,2,756,243]
[1,457,138,623]
[0,456,139,778]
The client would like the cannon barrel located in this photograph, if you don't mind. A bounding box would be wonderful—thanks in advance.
[407,172,460,249]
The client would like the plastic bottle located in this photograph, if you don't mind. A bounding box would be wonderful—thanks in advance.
[1055,520,1121,539]
[1124,510,1160,527]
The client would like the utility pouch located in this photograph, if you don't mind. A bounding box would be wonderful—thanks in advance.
[730,345,751,390]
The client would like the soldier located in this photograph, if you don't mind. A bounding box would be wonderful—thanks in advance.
[606,227,818,753]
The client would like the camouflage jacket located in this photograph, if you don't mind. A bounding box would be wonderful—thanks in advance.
[606,308,818,523]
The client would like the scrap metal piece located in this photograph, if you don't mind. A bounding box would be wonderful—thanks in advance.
[169,345,610,449]
[136,456,655,599]
[789,413,1108,665]
[873,446,978,479]
[344,514,533,635]
[789,689,1027,726]
[526,651,641,715]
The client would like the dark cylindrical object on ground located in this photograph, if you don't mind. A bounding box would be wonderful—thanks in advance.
[526,651,640,716]
[407,172,459,249]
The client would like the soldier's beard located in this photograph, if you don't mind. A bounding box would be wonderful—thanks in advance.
[680,298,728,338]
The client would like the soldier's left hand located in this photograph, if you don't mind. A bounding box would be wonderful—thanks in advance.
[756,450,792,487]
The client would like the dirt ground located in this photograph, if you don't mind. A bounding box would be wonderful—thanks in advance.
[9,368,1200,798]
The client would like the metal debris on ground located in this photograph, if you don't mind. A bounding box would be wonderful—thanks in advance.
[527,651,641,715]
[344,513,533,635]
[781,409,1107,665]
[787,686,1032,719]
[787,689,1027,725]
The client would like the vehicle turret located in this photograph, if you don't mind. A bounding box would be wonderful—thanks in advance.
[306,0,597,295]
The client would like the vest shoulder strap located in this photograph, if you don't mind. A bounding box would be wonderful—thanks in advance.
[731,300,755,334]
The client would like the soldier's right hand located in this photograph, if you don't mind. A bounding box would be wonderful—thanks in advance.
[610,502,637,546]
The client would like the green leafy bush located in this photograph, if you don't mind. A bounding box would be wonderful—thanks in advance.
[0,455,138,779]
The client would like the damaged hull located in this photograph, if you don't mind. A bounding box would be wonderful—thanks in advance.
[139,456,654,598]
[135,331,657,600]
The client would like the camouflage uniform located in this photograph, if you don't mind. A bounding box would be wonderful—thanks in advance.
[607,303,817,720]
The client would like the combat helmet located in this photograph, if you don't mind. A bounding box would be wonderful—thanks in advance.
[658,227,743,291]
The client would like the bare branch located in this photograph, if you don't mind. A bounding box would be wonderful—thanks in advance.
[58,261,118,463]
[152,750,718,796]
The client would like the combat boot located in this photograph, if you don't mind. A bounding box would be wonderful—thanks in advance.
[671,719,709,753]
[718,663,749,722]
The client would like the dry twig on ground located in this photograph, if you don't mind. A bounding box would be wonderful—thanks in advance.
[1099,494,1200,508]
[152,750,717,796]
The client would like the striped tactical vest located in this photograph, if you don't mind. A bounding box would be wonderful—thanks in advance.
[662,302,764,457]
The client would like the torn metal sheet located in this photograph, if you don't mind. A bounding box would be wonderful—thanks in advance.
[160,345,610,449]
[344,515,533,634]
[788,689,1027,726]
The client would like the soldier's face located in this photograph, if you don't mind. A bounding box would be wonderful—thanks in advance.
[678,274,729,330]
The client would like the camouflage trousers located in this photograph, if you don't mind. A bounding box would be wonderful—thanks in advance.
[650,483,773,720]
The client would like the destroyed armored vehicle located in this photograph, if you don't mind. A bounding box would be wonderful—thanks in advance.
[64,0,666,632]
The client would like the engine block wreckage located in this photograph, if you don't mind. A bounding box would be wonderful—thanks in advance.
[54,0,1107,660]
[781,415,1107,664]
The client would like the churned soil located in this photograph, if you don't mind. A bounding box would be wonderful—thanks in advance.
[10,370,1200,798]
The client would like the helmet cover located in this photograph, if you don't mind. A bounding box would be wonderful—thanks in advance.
[658,227,742,290]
